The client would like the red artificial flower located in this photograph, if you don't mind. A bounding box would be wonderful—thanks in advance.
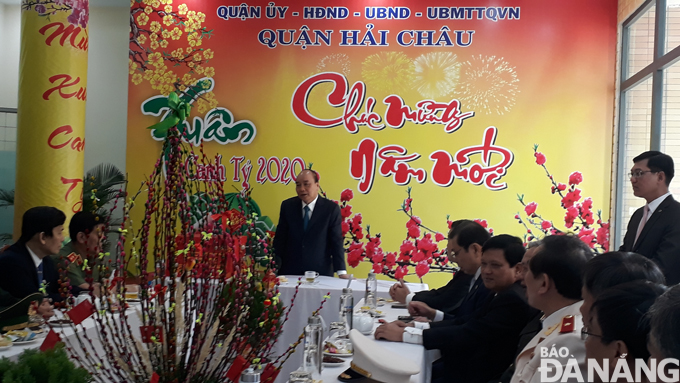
[415,262,430,278]
[581,197,593,211]
[408,225,421,239]
[440,256,448,265]
[524,202,538,216]
[577,228,596,249]
[341,205,352,218]
[347,242,364,267]
[406,216,422,229]
[435,232,446,242]
[447,220,454,229]
[399,240,415,255]
[372,262,383,274]
[557,183,567,191]
[569,172,583,185]
[411,250,426,263]
[371,249,384,264]
[541,220,552,231]
[417,234,437,253]
[534,152,546,165]
[385,252,397,268]
[564,206,579,228]
[394,266,408,280]
[474,219,488,228]
[341,221,350,236]
[561,189,582,208]
[404,198,413,212]
[340,189,354,202]
[596,223,610,251]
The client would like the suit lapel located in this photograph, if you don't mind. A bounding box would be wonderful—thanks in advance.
[306,197,325,233]
[18,244,40,289]
[634,196,672,250]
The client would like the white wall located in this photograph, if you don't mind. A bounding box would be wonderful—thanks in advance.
[0,2,129,172]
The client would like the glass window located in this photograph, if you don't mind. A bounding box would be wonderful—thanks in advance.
[662,63,680,196]
[627,4,656,78]
[666,0,680,53]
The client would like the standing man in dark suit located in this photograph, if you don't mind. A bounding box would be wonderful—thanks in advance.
[274,169,348,278]
[620,151,680,285]
[0,206,66,318]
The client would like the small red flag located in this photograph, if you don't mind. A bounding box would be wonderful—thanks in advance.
[150,372,159,383]
[65,299,95,325]
[260,363,280,383]
[40,329,61,351]
[225,355,249,381]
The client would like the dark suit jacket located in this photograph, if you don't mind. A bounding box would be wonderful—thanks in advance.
[0,243,62,303]
[492,310,543,383]
[412,271,473,315]
[273,196,345,276]
[423,283,538,383]
[620,195,680,285]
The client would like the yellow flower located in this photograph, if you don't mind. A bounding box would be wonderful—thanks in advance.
[170,27,182,40]
[167,0,172,3]
[187,10,196,18]
[164,4,172,13]
[162,14,173,26]
[194,65,204,75]
[150,21,161,33]
[150,32,158,41]
[128,61,138,74]
[189,39,196,47]
[143,0,151,4]
[136,13,149,25]
[151,0,160,7]
[172,48,183,59]
[196,12,205,23]
[160,40,168,48]
[187,61,195,68]
[162,29,170,39]
[178,4,188,15]
[150,40,159,49]
[132,73,143,85]
[202,49,213,60]
[144,6,152,14]
[137,34,147,44]
[194,38,202,47]
[193,52,202,61]
[144,69,153,80]
[203,66,215,78]
[182,73,194,84]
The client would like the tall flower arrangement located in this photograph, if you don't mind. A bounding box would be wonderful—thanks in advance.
[513,145,610,251]
[50,104,301,383]
[336,188,458,280]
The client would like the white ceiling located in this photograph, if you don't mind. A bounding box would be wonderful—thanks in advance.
[0,0,128,7]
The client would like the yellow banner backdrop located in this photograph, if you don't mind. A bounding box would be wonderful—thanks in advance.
[126,0,616,287]
[15,1,89,236]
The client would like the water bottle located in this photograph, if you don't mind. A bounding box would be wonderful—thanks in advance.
[365,272,377,310]
[303,315,323,379]
[239,367,260,383]
[339,287,354,331]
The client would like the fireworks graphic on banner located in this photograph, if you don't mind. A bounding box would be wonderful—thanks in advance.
[362,51,415,93]
[413,52,461,99]
[316,53,351,76]
[459,55,519,115]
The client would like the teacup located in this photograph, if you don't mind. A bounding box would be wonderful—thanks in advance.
[353,313,374,334]
[305,271,319,283]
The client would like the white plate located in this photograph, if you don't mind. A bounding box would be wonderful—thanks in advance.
[323,351,352,357]
[323,361,346,367]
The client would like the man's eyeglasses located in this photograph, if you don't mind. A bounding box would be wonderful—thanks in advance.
[581,327,604,341]
[628,170,657,179]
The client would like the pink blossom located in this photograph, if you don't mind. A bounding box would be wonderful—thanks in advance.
[534,152,546,165]
[474,219,488,228]
[407,225,421,239]
[411,250,426,263]
[395,266,408,280]
[415,262,430,278]
[525,202,538,216]
[340,189,354,202]
[372,262,383,274]
[569,172,583,185]
[385,252,397,268]
[399,240,415,255]
[406,216,422,229]
[561,189,582,208]
[435,232,446,242]
[341,221,350,236]
[564,206,579,228]
[341,205,352,218]
[541,220,552,230]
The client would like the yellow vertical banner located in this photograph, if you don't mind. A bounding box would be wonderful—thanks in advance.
[14,0,89,237]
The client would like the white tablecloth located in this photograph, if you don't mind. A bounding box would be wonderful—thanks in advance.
[273,276,432,383]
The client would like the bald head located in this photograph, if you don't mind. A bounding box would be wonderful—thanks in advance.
[296,170,320,204]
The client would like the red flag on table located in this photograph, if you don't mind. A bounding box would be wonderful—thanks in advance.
[65,299,95,325]
[40,329,61,351]
[225,355,249,381]
[150,372,159,383]
[260,363,280,383]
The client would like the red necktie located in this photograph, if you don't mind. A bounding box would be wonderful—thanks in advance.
[634,205,649,246]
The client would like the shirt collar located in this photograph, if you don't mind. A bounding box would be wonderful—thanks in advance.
[472,267,481,281]
[302,195,319,213]
[647,192,671,216]
[26,245,43,268]
[541,300,583,330]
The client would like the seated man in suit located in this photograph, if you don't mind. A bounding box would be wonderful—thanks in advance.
[619,151,680,285]
[274,169,348,278]
[375,235,538,383]
[0,206,66,318]
[511,235,593,383]
[402,221,492,323]
[580,251,666,325]
[51,211,105,296]
[389,219,490,315]
[647,284,680,373]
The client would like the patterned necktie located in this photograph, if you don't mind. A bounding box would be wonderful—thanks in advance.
[634,205,650,246]
[303,205,310,231]
[37,262,44,286]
